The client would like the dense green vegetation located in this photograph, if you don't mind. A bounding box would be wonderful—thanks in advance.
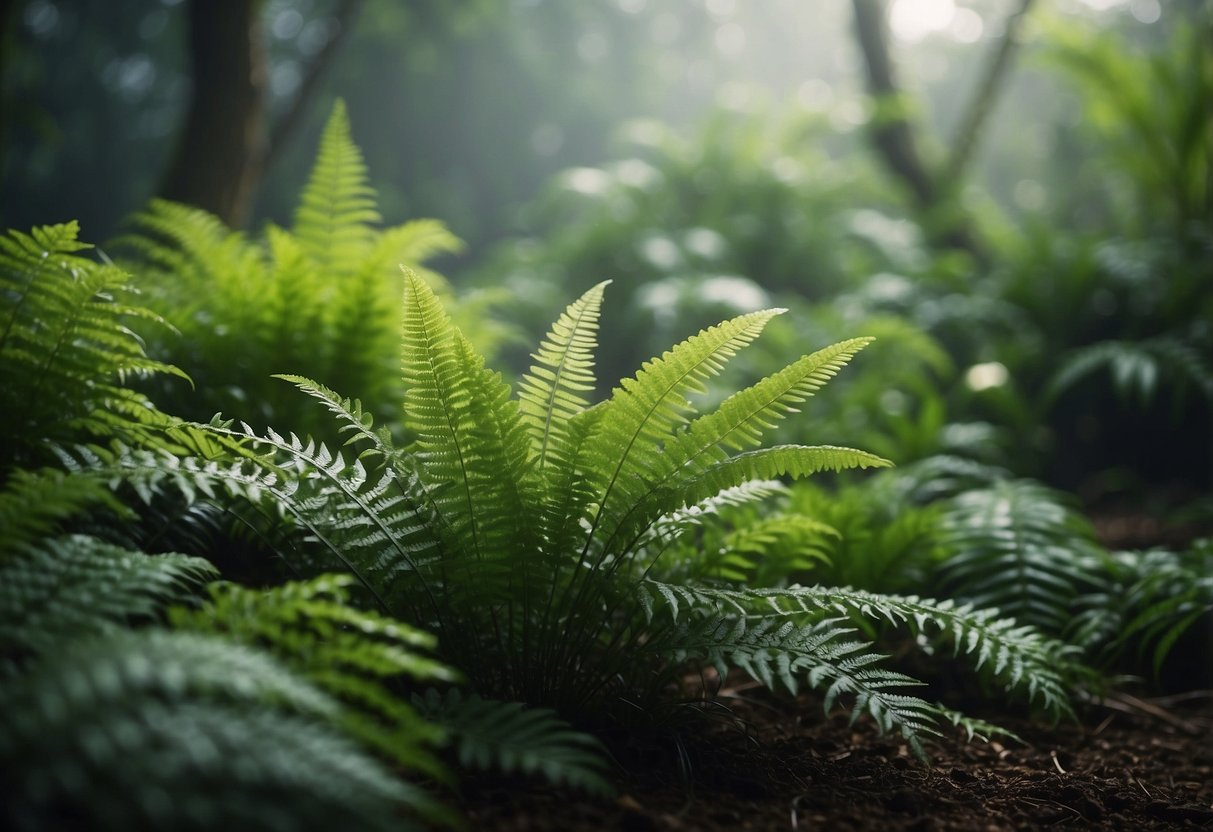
[1,1,1210,828]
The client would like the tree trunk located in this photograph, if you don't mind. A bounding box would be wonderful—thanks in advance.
[158,0,268,228]
[850,0,989,266]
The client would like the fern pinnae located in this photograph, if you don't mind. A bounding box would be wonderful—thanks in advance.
[293,99,381,273]
[594,336,875,563]
[517,280,609,469]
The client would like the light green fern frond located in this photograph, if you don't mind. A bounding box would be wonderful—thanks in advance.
[293,99,381,273]
[583,308,784,531]
[0,222,185,463]
[518,280,609,468]
[400,269,538,575]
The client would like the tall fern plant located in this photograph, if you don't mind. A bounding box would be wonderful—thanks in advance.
[99,277,1080,752]
[117,101,471,441]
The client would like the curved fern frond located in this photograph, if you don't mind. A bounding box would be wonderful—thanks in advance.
[596,337,874,557]
[171,574,456,780]
[293,99,381,273]
[583,308,785,526]
[648,445,892,535]
[518,280,609,468]
[415,689,613,796]
[1047,337,1213,406]
[0,223,186,463]
[0,468,126,556]
[934,480,1107,636]
[658,616,940,756]
[0,535,215,660]
[641,581,1077,721]
[1,630,432,832]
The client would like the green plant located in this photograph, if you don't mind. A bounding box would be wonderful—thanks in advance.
[117,100,507,441]
[0,219,458,830]
[85,277,1081,759]
[0,468,453,831]
[0,221,186,468]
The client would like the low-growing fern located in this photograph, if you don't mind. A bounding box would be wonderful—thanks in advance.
[87,278,1087,763]
[116,101,471,440]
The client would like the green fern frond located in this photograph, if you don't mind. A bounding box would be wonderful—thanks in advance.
[400,269,538,574]
[0,222,185,462]
[0,468,126,555]
[584,308,784,528]
[518,280,609,468]
[415,689,613,796]
[1070,542,1213,672]
[0,535,215,660]
[1047,337,1213,406]
[659,615,940,755]
[934,480,1107,636]
[665,445,892,518]
[293,99,381,273]
[641,581,1077,721]
[1,630,432,832]
[171,574,456,780]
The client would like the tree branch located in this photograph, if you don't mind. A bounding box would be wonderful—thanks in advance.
[264,0,365,170]
[850,0,989,265]
[941,0,1038,192]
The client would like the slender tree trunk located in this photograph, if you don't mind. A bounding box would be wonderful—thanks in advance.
[851,0,988,266]
[158,0,268,227]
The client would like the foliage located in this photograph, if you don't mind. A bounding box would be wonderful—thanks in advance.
[1,630,439,832]
[116,101,499,441]
[169,574,457,782]
[933,480,1108,636]
[0,220,457,829]
[87,277,1084,759]
[0,221,186,468]
[415,689,613,796]
[0,470,452,830]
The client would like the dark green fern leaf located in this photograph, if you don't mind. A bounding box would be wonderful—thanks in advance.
[934,480,1108,636]
[415,689,613,796]
[1,630,434,832]
[0,535,215,660]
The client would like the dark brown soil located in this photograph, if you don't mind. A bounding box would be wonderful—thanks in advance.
[462,688,1213,831]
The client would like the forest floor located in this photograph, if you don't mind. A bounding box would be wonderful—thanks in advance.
[462,511,1213,830]
[463,686,1213,831]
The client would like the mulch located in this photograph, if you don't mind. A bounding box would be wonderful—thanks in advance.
[461,687,1213,830]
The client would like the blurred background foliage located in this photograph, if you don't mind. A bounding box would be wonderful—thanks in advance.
[1,0,1209,525]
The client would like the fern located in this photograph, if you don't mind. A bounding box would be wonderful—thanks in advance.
[1047,337,1213,408]
[117,102,467,440]
[0,534,215,662]
[88,280,1083,759]
[933,480,1108,636]
[415,689,613,796]
[0,222,185,466]
[293,99,381,273]
[169,574,456,780]
[1,631,438,832]
[1069,541,1213,673]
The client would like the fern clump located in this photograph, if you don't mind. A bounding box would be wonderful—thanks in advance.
[116,101,471,440]
[90,276,1084,762]
[0,222,186,467]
